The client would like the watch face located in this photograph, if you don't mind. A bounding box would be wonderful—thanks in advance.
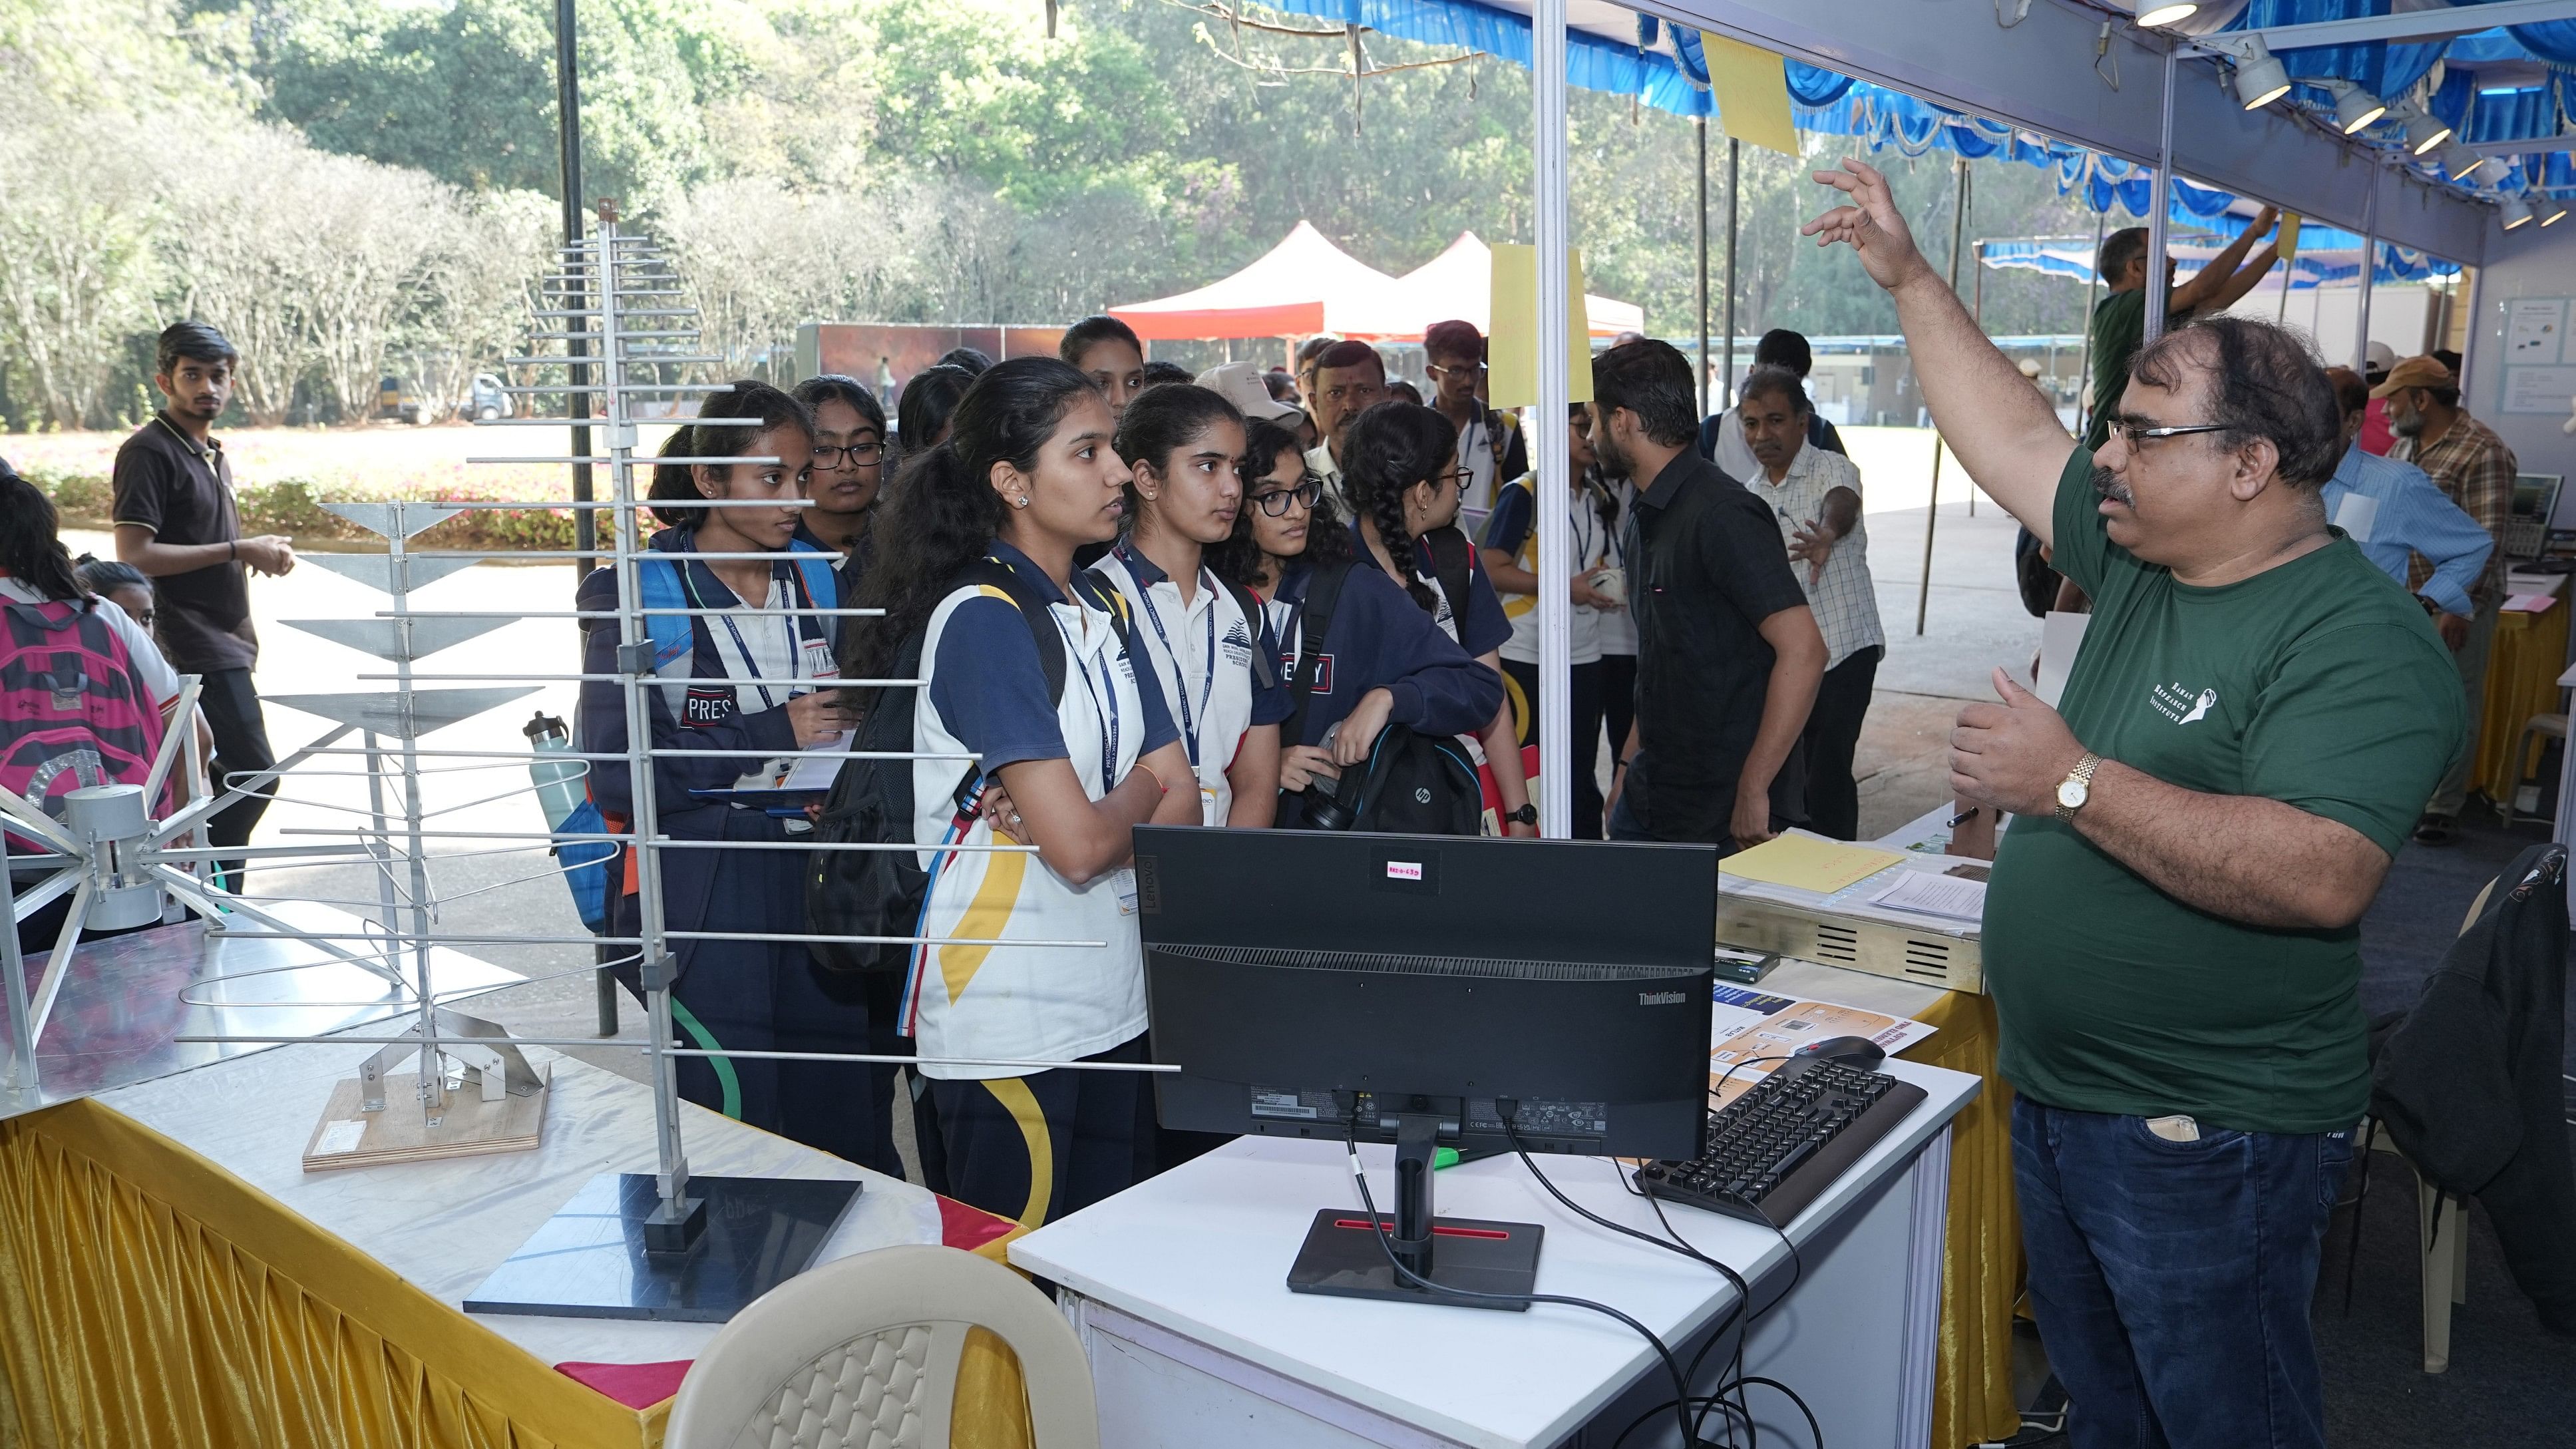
[2056,778,2088,810]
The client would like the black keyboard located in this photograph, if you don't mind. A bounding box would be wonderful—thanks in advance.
[1634,1057,1927,1228]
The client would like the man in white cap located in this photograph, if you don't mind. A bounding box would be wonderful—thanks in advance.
[2358,341,2398,455]
[1195,361,1306,432]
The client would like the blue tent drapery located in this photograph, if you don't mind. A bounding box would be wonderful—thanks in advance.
[1262,0,2567,216]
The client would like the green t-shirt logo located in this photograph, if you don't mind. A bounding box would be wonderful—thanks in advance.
[2149,682,2219,725]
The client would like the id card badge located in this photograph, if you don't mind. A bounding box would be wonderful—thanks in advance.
[1113,867,1140,915]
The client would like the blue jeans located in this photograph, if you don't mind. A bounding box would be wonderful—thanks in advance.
[2012,1096,2354,1449]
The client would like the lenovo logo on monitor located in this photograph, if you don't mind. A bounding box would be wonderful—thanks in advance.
[1637,990,1689,1006]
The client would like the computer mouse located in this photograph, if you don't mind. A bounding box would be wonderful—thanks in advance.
[1793,1035,1886,1070]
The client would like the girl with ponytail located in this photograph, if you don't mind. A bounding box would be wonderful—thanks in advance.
[1340,403,1537,837]
[874,356,1199,1227]
[1088,384,1290,829]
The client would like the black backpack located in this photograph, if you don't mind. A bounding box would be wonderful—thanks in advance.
[1284,559,1482,837]
[807,558,1134,982]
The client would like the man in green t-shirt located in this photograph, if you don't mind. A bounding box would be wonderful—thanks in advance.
[1809,161,2461,1449]
[2082,210,2281,451]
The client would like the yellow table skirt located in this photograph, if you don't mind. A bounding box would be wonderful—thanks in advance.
[0,1099,1033,1449]
[1899,990,2020,1449]
[2469,600,2572,806]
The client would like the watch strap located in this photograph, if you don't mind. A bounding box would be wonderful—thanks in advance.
[2054,751,2102,821]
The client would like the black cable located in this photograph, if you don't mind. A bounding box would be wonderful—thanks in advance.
[1503,1112,1757,1446]
[1341,1118,1710,1449]
[1718,1377,1823,1448]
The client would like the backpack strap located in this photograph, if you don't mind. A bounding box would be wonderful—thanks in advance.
[1069,571,1139,660]
[1217,577,1280,692]
[1423,526,1475,629]
[951,556,1069,705]
[784,537,841,638]
[636,551,694,672]
[1282,559,1355,748]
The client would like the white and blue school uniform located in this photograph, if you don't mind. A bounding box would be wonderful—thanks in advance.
[1088,543,1292,825]
[903,541,1179,1082]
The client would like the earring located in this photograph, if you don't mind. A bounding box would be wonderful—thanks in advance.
[1010,496,1029,509]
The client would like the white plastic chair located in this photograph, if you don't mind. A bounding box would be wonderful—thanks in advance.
[663,1244,1100,1449]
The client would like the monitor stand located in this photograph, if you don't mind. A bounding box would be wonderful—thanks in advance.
[1285,1112,1543,1311]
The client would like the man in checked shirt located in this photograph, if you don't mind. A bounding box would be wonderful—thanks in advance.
[2376,355,2520,846]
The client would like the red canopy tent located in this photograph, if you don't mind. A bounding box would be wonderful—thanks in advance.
[1110,221,1413,341]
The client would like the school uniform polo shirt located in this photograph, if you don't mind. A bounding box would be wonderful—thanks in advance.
[1479,472,1612,666]
[108,413,256,673]
[906,541,1179,1080]
[1088,545,1290,824]
[1621,449,1809,843]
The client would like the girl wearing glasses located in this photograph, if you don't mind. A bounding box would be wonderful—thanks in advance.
[789,375,888,571]
[1088,385,1292,828]
[1212,419,1505,828]
[1342,403,1537,837]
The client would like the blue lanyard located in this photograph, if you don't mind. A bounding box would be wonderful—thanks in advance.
[1052,609,1122,789]
[691,560,804,710]
[1122,550,1218,769]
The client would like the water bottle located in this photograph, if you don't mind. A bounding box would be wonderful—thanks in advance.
[523,712,585,830]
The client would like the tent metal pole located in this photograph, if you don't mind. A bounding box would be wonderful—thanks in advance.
[2143,46,2177,343]
[1698,118,1712,418]
[1917,154,1968,636]
[2076,206,2106,437]
[1723,138,1741,410]
[2354,184,2380,373]
[1534,0,1571,839]
[1969,236,1984,517]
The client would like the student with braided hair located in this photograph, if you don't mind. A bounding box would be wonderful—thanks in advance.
[1341,402,1537,837]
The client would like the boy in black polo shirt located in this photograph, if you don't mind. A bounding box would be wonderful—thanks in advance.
[112,322,297,891]
[1592,340,1826,853]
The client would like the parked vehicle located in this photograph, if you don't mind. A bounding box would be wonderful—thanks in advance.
[465,373,514,421]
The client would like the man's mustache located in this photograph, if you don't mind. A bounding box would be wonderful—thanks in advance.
[2091,465,2134,507]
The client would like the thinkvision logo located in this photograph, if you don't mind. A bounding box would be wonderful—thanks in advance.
[1636,990,1688,1006]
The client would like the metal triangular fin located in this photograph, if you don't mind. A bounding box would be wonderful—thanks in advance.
[323,501,468,540]
[265,688,540,740]
[280,616,515,664]
[296,552,481,596]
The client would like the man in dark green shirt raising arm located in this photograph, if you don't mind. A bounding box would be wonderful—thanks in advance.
[2083,208,2281,451]
[1807,161,2461,1449]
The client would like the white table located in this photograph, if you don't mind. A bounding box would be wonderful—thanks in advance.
[1011,1057,1980,1449]
[95,1036,946,1367]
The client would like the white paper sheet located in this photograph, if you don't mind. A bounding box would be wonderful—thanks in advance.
[2330,491,2379,544]
[1867,869,1988,923]
[2036,610,2091,709]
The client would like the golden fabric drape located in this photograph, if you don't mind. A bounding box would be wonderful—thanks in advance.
[2469,602,2571,804]
[0,1099,1033,1449]
[1901,990,2020,1449]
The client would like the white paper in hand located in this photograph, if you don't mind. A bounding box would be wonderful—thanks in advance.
[778,729,854,791]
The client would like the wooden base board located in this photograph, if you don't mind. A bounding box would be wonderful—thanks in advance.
[301,1065,550,1172]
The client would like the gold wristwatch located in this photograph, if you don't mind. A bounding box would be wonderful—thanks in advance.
[2054,752,2102,821]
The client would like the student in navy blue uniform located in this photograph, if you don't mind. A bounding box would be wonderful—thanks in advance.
[789,374,886,568]
[1060,315,1150,423]
[574,382,902,1174]
[1090,384,1293,827]
[1210,419,1503,827]
[1340,402,1537,836]
[845,357,1200,1228]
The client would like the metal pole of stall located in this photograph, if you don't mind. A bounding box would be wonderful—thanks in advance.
[1698,117,1712,419]
[1970,238,1984,517]
[2143,47,2177,343]
[1916,155,1969,636]
[1723,138,1742,413]
[1534,0,1572,839]
[2354,184,2381,373]
[556,0,617,1038]
[2076,207,2106,438]
[1,841,33,1094]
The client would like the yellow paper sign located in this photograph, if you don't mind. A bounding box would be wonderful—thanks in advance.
[2276,212,2301,266]
[1701,33,1799,157]
[1721,833,1907,895]
[1487,244,1597,410]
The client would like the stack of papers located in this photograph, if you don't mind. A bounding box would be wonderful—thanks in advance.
[1722,835,1907,895]
[1866,869,1986,923]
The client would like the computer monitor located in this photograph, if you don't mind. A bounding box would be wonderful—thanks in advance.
[1134,827,1716,1307]
[2510,473,2563,559]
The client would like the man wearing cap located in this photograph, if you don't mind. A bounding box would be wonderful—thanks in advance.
[1421,319,1529,517]
[2357,341,2398,455]
[2318,367,2491,655]
[2379,354,2520,845]
[1195,361,1306,433]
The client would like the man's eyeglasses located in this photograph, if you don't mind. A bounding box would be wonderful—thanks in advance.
[1250,481,1322,517]
[1425,361,1487,381]
[2104,417,2229,450]
[813,441,884,467]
